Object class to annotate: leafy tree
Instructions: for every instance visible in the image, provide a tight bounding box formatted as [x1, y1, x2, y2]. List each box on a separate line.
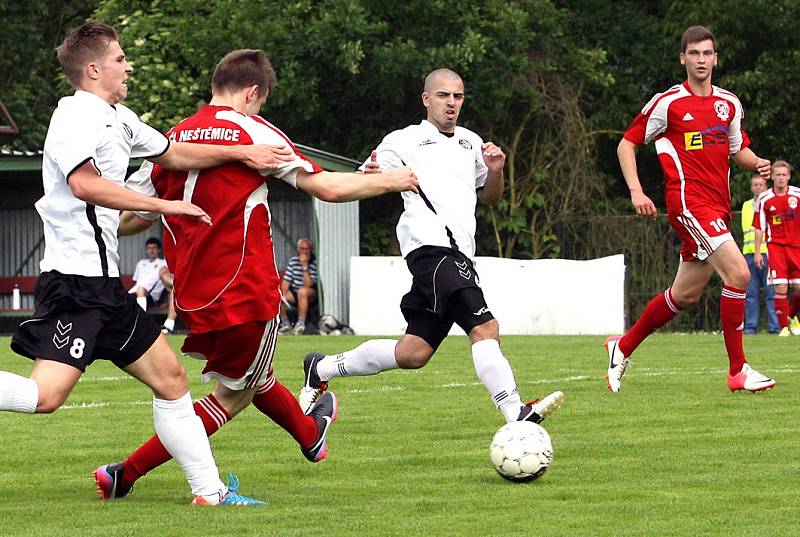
[0, 0, 98, 149]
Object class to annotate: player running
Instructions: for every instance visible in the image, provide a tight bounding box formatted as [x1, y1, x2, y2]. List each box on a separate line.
[92, 49, 418, 500]
[605, 25, 776, 393]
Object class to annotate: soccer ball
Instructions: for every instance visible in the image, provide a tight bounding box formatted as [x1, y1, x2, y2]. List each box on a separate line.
[490, 421, 553, 482]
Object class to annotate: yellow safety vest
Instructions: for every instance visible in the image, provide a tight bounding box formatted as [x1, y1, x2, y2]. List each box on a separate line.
[741, 199, 768, 255]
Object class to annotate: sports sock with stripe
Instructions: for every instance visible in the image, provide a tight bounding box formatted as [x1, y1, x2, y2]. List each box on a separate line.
[252, 373, 316, 447]
[123, 394, 230, 488]
[619, 288, 682, 357]
[316, 339, 399, 381]
[720, 285, 747, 374]
[471, 338, 522, 423]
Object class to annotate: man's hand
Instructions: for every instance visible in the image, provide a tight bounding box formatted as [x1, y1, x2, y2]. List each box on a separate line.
[754, 251, 764, 269]
[241, 144, 294, 172]
[384, 166, 419, 194]
[482, 142, 505, 173]
[631, 189, 657, 218]
[755, 157, 771, 180]
[159, 199, 212, 226]
[363, 151, 382, 174]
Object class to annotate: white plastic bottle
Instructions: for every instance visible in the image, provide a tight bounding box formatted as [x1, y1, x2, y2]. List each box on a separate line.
[12, 283, 21, 310]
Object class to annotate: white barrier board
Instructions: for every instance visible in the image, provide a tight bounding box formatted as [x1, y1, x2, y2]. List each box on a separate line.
[349, 254, 625, 335]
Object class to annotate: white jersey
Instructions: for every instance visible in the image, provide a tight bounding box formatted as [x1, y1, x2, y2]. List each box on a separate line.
[363, 120, 488, 259]
[37, 90, 169, 277]
[129, 257, 168, 301]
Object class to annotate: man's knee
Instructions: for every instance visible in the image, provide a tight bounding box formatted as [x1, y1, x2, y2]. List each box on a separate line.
[34, 387, 67, 414]
[396, 339, 433, 369]
[468, 319, 499, 343]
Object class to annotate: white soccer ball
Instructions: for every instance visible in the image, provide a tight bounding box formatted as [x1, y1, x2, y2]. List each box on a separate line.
[490, 421, 553, 482]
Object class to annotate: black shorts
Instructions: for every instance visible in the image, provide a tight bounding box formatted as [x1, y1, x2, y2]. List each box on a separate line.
[401, 246, 494, 350]
[11, 271, 162, 371]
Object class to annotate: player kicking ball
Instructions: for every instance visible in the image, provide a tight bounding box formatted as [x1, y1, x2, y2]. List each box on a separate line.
[92, 49, 419, 500]
[606, 25, 776, 394]
[298, 68, 564, 427]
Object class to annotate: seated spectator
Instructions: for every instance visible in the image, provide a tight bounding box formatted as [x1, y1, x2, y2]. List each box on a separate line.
[159, 266, 178, 334]
[279, 238, 318, 334]
[128, 237, 168, 311]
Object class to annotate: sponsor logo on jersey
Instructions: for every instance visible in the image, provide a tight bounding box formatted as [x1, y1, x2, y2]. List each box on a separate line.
[772, 214, 783, 225]
[418, 139, 437, 146]
[713, 100, 730, 121]
[458, 139, 472, 150]
[684, 127, 728, 150]
[682, 112, 694, 121]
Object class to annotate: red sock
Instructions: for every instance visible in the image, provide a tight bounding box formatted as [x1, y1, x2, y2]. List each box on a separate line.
[619, 288, 682, 357]
[790, 293, 800, 318]
[252, 373, 316, 448]
[775, 293, 789, 328]
[720, 285, 747, 375]
[121, 394, 230, 487]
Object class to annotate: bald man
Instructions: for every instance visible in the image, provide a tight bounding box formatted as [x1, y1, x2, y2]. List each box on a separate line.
[298, 68, 564, 429]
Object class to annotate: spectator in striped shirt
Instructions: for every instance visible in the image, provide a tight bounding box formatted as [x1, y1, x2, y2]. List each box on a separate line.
[279, 238, 317, 334]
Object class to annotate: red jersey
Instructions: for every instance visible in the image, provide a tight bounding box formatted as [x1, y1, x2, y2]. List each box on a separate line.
[753, 186, 800, 247]
[145, 105, 322, 333]
[624, 81, 749, 218]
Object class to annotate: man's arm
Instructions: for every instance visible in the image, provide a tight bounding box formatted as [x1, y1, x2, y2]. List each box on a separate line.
[295, 167, 418, 202]
[732, 147, 771, 179]
[150, 141, 293, 172]
[68, 162, 211, 225]
[477, 142, 505, 206]
[754, 228, 765, 268]
[118, 211, 157, 236]
[618, 137, 657, 218]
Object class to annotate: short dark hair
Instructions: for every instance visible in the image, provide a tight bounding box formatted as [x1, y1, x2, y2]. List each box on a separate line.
[211, 49, 276, 98]
[145, 237, 161, 248]
[56, 21, 118, 86]
[681, 25, 716, 53]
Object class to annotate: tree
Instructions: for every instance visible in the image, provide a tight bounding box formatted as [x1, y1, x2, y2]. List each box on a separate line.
[0, 0, 98, 150]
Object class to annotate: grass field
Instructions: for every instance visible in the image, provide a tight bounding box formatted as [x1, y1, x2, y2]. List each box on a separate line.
[0, 333, 798, 536]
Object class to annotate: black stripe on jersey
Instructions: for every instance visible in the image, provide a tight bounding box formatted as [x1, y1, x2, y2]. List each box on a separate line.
[65, 156, 100, 183]
[138, 134, 171, 160]
[85, 204, 109, 277]
[400, 158, 459, 252]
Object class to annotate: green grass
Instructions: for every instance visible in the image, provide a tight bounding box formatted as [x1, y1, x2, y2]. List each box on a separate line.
[0, 334, 798, 536]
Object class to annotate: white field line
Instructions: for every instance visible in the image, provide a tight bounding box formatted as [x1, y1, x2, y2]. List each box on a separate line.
[67, 366, 799, 410]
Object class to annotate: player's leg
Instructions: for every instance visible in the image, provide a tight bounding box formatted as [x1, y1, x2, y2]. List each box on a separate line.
[773, 283, 790, 334]
[122, 335, 229, 503]
[0, 359, 81, 414]
[103, 385, 244, 499]
[607, 209, 727, 391]
[447, 288, 563, 424]
[298, 334, 426, 412]
[765, 244, 791, 333]
[5, 276, 104, 413]
[704, 241, 776, 391]
[298, 276, 443, 412]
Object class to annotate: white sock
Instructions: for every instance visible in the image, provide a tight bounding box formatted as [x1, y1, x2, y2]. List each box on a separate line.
[317, 339, 398, 381]
[152, 392, 226, 501]
[137, 296, 147, 311]
[163, 318, 175, 330]
[471, 339, 522, 423]
[0, 372, 38, 413]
